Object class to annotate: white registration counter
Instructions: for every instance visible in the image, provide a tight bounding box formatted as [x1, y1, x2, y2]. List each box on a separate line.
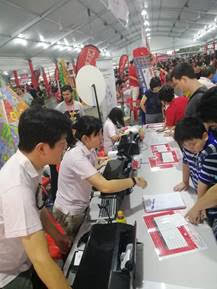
[123, 127, 217, 289]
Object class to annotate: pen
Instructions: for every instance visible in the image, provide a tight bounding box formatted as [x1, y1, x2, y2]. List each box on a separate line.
[151, 198, 155, 210]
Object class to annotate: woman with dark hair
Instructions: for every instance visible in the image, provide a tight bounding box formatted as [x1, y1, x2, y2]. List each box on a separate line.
[103, 107, 125, 153]
[140, 76, 163, 124]
[53, 115, 147, 241]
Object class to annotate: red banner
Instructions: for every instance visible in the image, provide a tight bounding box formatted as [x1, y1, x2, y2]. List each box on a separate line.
[13, 70, 20, 87]
[118, 54, 128, 78]
[28, 59, 39, 89]
[42, 67, 50, 96]
[76, 44, 100, 74]
[133, 47, 150, 58]
[54, 63, 61, 102]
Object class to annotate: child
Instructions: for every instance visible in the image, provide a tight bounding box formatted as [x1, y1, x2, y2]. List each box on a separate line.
[174, 117, 217, 226]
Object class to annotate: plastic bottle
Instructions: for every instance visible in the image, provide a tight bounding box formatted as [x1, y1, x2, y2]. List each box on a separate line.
[116, 210, 127, 223]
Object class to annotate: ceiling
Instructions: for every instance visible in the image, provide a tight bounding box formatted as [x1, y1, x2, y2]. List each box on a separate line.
[0, 0, 217, 72]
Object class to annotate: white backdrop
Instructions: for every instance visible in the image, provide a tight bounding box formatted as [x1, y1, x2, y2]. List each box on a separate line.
[97, 58, 117, 122]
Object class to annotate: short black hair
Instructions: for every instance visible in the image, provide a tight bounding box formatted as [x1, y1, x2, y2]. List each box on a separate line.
[108, 107, 124, 127]
[174, 117, 206, 146]
[197, 86, 217, 123]
[166, 73, 172, 83]
[61, 85, 72, 93]
[201, 66, 215, 78]
[150, 77, 161, 90]
[171, 63, 196, 80]
[159, 85, 175, 102]
[73, 116, 102, 140]
[18, 106, 71, 152]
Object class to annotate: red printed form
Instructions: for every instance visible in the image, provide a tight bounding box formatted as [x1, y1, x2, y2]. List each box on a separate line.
[143, 210, 207, 259]
[149, 144, 179, 170]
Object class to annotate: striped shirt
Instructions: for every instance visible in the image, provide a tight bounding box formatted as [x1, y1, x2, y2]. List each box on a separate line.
[183, 132, 217, 189]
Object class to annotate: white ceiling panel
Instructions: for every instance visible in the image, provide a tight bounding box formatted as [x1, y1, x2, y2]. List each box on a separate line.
[0, 0, 216, 69]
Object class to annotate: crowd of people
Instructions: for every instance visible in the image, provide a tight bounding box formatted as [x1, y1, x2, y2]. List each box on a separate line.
[1, 52, 217, 288]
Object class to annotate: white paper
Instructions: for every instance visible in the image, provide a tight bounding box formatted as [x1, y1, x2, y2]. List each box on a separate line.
[143, 192, 186, 212]
[74, 250, 83, 266]
[156, 145, 168, 152]
[162, 151, 174, 163]
[154, 214, 188, 231]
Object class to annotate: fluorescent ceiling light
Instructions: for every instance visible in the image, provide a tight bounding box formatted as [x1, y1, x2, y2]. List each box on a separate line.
[64, 38, 69, 46]
[18, 34, 25, 38]
[39, 34, 45, 42]
[14, 38, 28, 46]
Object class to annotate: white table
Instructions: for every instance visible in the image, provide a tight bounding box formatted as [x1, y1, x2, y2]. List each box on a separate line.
[123, 127, 217, 289]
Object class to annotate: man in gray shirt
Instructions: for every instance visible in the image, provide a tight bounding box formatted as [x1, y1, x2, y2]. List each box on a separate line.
[171, 63, 207, 117]
[56, 85, 84, 123]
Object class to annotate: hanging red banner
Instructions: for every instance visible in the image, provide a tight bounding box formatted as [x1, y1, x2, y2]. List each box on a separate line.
[42, 67, 50, 97]
[76, 44, 100, 74]
[118, 54, 128, 78]
[28, 59, 39, 89]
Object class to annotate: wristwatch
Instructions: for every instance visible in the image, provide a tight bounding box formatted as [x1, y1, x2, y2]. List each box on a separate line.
[131, 177, 137, 187]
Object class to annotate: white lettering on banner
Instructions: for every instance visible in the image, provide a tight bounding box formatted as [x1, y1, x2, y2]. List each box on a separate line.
[85, 48, 96, 65]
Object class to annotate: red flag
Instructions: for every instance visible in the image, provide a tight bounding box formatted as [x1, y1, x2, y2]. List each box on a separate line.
[76, 44, 100, 74]
[28, 59, 39, 89]
[13, 70, 20, 87]
[54, 63, 61, 102]
[42, 67, 50, 96]
[54, 63, 59, 82]
[118, 55, 128, 78]
[133, 47, 150, 58]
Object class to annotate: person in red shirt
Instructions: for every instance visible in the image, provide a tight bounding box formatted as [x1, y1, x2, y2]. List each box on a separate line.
[159, 84, 188, 129]
[128, 60, 140, 121]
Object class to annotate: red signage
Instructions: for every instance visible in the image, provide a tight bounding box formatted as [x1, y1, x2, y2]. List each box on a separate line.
[76, 44, 100, 74]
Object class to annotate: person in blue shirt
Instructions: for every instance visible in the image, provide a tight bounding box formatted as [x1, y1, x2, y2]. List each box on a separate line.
[174, 117, 217, 237]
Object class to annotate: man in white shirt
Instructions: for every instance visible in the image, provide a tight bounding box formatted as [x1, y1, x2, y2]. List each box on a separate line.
[56, 85, 84, 123]
[0, 107, 72, 289]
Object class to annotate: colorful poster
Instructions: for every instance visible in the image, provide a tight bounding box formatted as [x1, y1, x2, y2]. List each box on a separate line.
[133, 47, 153, 95]
[0, 86, 28, 168]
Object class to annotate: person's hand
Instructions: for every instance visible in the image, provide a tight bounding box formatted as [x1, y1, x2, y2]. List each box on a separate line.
[164, 130, 174, 137]
[185, 206, 202, 225]
[173, 181, 189, 192]
[200, 209, 207, 221]
[138, 128, 145, 140]
[135, 177, 148, 189]
[55, 233, 72, 255]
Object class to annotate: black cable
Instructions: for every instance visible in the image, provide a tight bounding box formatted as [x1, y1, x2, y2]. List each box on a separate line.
[98, 204, 112, 224]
